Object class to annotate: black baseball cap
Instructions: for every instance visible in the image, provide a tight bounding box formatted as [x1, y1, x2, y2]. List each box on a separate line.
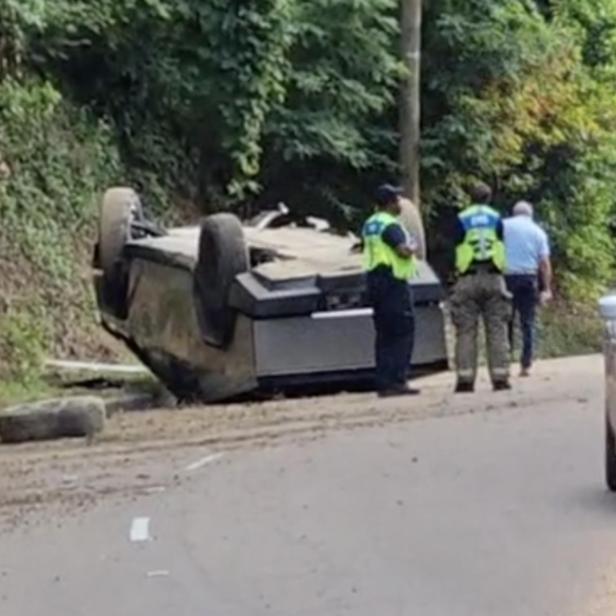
[375, 184, 403, 207]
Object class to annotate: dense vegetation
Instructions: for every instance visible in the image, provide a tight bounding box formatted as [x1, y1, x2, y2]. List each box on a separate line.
[1, 0, 615, 384]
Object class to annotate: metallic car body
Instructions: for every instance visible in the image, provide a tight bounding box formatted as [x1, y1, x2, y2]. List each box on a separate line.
[95, 204, 449, 402]
[600, 295, 616, 490]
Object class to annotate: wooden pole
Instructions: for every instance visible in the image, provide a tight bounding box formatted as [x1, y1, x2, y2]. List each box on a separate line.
[400, 0, 422, 206]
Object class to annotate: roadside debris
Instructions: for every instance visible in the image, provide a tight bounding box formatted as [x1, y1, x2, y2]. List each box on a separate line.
[0, 396, 106, 444]
[105, 392, 165, 416]
[44, 360, 149, 377]
[42, 358, 176, 414]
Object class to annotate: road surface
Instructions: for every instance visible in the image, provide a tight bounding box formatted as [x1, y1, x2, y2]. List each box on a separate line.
[1, 356, 615, 615]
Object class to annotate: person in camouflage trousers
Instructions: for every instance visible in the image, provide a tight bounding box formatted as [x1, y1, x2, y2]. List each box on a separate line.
[450, 183, 511, 393]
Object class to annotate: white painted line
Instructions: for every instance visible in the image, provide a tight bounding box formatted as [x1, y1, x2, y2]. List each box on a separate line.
[185, 453, 224, 472]
[144, 486, 166, 495]
[130, 517, 151, 542]
[147, 570, 170, 578]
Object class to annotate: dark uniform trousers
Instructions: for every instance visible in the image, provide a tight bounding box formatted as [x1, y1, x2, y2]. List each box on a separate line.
[367, 267, 415, 392]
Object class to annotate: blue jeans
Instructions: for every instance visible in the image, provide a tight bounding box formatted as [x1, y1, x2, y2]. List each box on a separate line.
[367, 269, 415, 392]
[505, 274, 538, 369]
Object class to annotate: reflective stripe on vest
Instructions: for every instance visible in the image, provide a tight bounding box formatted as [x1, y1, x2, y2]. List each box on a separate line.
[455, 205, 506, 274]
[362, 211, 417, 281]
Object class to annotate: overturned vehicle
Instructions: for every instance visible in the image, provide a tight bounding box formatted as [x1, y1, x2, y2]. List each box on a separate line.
[93, 187, 448, 402]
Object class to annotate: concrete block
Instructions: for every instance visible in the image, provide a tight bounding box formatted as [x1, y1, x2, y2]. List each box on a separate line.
[0, 396, 106, 444]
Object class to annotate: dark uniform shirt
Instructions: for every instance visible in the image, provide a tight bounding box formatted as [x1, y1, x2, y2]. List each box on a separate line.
[382, 223, 407, 251]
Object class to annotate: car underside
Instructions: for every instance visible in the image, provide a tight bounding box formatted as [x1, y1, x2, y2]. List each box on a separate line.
[93, 188, 449, 402]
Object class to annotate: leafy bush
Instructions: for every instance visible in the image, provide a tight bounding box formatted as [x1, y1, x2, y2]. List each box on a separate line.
[422, 1, 616, 298]
[0, 309, 47, 384]
[0, 78, 122, 376]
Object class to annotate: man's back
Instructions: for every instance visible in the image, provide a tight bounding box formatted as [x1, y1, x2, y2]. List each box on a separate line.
[503, 215, 549, 274]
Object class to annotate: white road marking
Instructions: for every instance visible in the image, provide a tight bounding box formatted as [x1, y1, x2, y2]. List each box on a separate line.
[130, 517, 151, 542]
[144, 486, 166, 494]
[185, 453, 224, 472]
[147, 570, 170, 578]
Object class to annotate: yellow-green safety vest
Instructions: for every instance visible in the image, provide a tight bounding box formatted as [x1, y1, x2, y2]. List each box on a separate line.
[455, 204, 506, 274]
[362, 211, 417, 281]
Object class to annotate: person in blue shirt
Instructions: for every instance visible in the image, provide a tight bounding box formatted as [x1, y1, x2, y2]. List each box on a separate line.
[503, 201, 553, 376]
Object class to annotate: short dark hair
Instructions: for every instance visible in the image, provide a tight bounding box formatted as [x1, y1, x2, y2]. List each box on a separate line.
[375, 184, 402, 208]
[469, 182, 492, 204]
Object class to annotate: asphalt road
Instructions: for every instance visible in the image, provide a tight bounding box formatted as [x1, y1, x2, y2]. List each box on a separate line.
[2, 356, 616, 615]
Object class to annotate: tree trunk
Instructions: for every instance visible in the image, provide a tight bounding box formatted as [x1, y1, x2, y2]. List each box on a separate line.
[400, 0, 422, 206]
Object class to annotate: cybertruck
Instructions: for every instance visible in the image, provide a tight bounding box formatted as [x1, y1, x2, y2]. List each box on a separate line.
[93, 187, 448, 401]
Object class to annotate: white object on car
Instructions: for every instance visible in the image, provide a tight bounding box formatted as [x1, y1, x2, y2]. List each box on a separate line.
[599, 295, 616, 321]
[306, 216, 330, 232]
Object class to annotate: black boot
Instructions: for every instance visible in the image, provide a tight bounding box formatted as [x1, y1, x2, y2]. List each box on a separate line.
[455, 381, 475, 394]
[493, 380, 512, 392]
[378, 385, 421, 398]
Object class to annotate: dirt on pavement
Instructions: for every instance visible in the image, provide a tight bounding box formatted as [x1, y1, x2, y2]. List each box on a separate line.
[0, 355, 602, 532]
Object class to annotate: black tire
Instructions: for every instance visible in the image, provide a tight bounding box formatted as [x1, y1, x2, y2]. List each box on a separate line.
[194, 213, 249, 348]
[98, 187, 143, 318]
[606, 416, 616, 492]
[399, 197, 426, 261]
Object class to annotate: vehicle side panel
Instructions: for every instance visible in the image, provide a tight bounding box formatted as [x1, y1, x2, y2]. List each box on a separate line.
[606, 333, 616, 434]
[253, 304, 447, 377]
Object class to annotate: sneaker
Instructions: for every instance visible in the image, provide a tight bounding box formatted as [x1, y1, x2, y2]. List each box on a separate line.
[493, 380, 512, 392]
[520, 367, 531, 378]
[455, 382, 475, 394]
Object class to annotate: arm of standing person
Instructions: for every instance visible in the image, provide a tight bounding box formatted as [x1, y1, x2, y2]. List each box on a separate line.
[382, 223, 416, 259]
[450, 216, 465, 277]
[539, 257, 553, 305]
[537, 229, 553, 305]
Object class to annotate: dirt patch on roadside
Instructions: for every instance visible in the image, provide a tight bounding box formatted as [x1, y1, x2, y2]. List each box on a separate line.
[0, 355, 602, 532]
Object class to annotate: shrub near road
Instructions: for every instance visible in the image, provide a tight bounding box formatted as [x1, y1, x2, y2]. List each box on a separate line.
[0, 78, 122, 385]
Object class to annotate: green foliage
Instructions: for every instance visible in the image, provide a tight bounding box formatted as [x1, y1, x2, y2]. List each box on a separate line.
[538, 301, 603, 358]
[551, 0, 616, 68]
[0, 77, 122, 380]
[29, 0, 295, 205]
[259, 0, 401, 220]
[0, 308, 47, 384]
[0, 78, 120, 279]
[24, 0, 401, 214]
[422, 0, 616, 299]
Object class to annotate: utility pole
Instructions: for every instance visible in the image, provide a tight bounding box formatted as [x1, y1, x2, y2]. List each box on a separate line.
[400, 0, 422, 206]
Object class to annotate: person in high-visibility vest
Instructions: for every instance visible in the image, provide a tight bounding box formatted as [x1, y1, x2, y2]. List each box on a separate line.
[362, 184, 420, 397]
[451, 182, 511, 393]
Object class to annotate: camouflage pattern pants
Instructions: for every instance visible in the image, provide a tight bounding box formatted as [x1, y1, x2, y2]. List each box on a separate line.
[450, 271, 512, 386]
